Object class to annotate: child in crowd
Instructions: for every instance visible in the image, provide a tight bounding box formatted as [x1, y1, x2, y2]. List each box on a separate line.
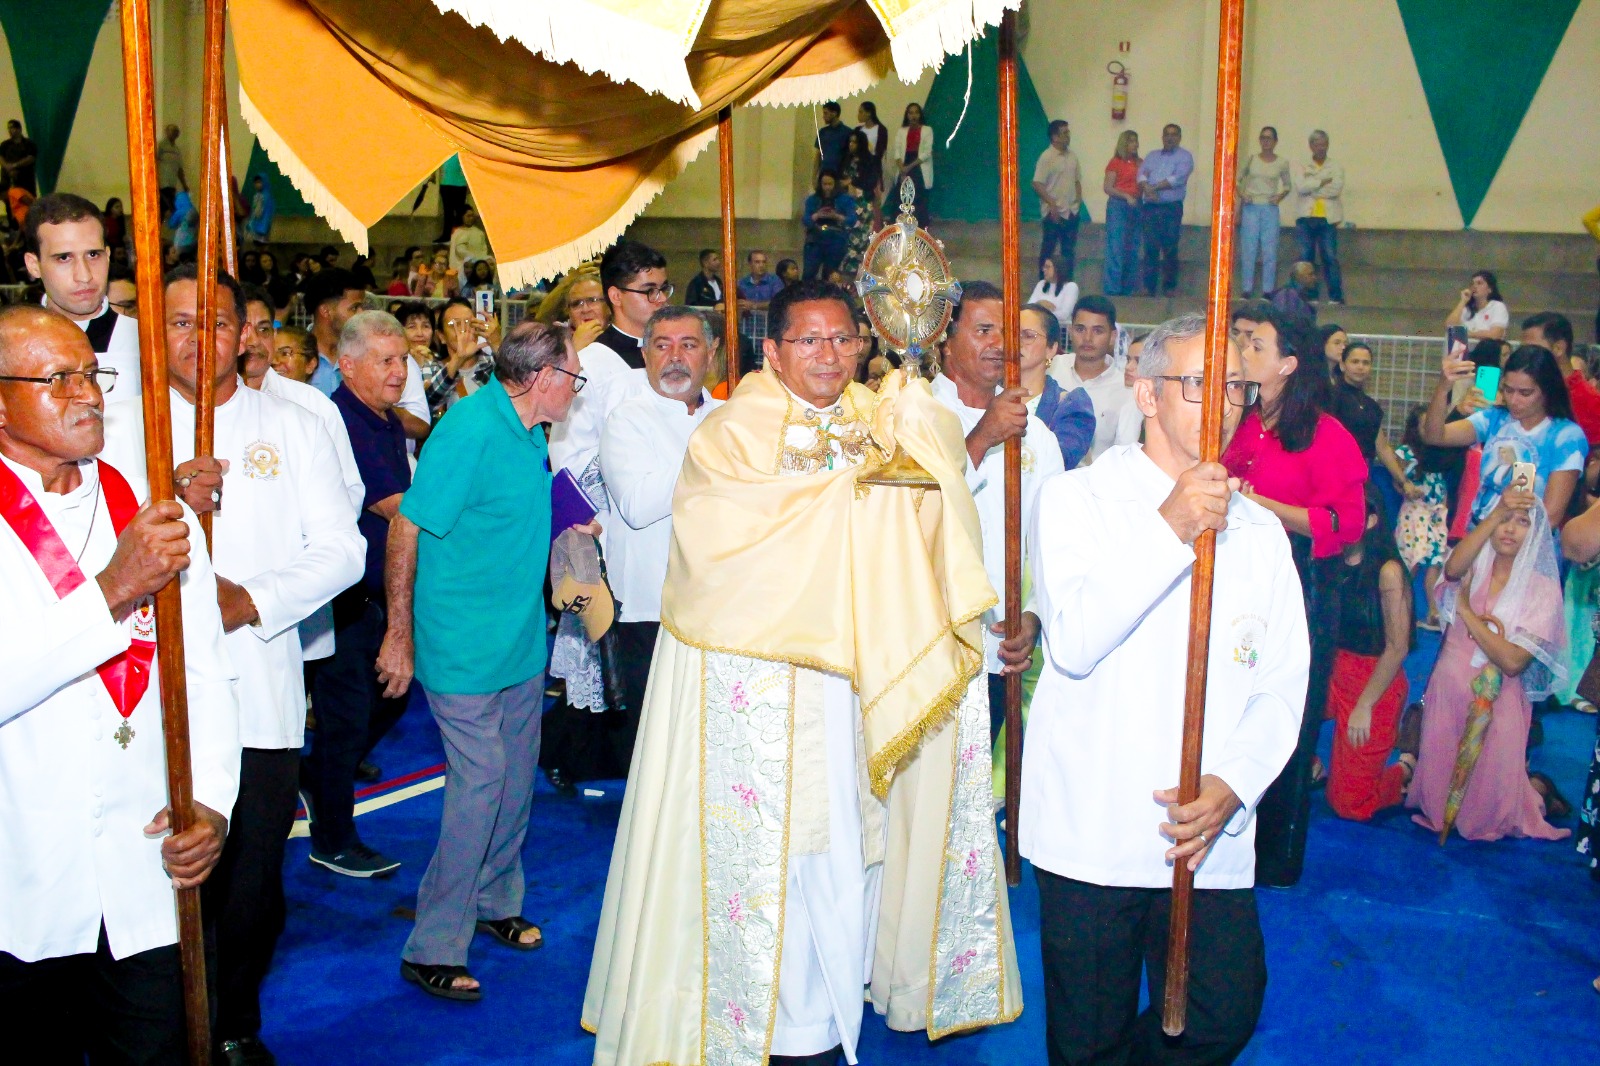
[1393, 404, 1449, 628]
[1326, 484, 1415, 821]
[1408, 486, 1570, 842]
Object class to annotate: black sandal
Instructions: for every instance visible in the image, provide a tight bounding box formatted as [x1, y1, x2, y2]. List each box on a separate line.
[476, 916, 543, 951]
[1529, 772, 1573, 820]
[400, 960, 482, 1001]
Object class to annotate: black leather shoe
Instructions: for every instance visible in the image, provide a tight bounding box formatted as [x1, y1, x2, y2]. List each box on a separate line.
[356, 759, 382, 783]
[544, 766, 578, 797]
[216, 1036, 277, 1066]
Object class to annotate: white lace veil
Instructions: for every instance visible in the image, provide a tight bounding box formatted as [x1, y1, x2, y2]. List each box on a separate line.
[1438, 500, 1567, 700]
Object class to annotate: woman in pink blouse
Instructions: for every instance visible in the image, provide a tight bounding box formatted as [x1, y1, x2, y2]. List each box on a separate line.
[1224, 304, 1368, 887]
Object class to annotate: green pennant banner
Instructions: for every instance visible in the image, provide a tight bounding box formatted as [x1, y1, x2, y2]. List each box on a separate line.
[1396, 0, 1579, 228]
[924, 28, 1053, 222]
[0, 0, 113, 194]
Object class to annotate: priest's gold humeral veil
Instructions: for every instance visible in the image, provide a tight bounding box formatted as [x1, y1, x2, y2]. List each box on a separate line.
[582, 369, 1022, 1065]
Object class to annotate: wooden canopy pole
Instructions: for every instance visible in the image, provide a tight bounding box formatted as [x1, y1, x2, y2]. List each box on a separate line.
[718, 106, 740, 390]
[194, 0, 226, 547]
[997, 10, 1023, 888]
[1162, 0, 1247, 1038]
[118, 2, 211, 1062]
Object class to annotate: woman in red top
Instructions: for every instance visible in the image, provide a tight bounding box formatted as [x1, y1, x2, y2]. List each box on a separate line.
[885, 103, 933, 228]
[1224, 304, 1367, 887]
[1102, 130, 1142, 295]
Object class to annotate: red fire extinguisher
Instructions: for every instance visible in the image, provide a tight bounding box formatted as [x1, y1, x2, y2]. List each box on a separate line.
[1108, 61, 1129, 121]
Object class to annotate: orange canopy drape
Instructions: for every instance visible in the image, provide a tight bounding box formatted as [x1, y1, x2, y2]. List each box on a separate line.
[232, 0, 1016, 286]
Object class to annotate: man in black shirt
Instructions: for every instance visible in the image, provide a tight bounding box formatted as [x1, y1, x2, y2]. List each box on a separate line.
[594, 240, 670, 370]
[813, 101, 851, 183]
[684, 248, 724, 311]
[1, 120, 37, 196]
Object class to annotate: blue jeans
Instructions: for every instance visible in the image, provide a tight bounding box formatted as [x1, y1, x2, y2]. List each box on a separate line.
[1039, 212, 1081, 281]
[1294, 216, 1343, 302]
[1140, 201, 1183, 295]
[1103, 198, 1140, 295]
[802, 229, 848, 280]
[1237, 202, 1280, 296]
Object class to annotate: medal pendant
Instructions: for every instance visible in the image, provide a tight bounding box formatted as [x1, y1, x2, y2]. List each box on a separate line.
[113, 721, 135, 749]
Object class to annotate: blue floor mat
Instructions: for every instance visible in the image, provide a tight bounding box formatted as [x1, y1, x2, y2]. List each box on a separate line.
[263, 638, 1600, 1065]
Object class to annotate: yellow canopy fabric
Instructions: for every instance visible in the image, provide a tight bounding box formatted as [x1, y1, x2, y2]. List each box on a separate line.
[232, 0, 1017, 286]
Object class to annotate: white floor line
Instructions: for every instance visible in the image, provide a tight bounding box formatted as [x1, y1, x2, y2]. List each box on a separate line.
[289, 774, 445, 839]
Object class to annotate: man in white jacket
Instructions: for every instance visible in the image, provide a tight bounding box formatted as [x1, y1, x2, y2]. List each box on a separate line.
[1023, 313, 1309, 1065]
[1293, 130, 1345, 305]
[598, 305, 722, 769]
[103, 267, 365, 1064]
[0, 306, 240, 1061]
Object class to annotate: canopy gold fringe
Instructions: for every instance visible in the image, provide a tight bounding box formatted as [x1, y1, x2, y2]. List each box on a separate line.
[492, 125, 720, 290]
[238, 84, 373, 253]
[870, 0, 1019, 82]
[426, 0, 711, 109]
[749, 47, 895, 107]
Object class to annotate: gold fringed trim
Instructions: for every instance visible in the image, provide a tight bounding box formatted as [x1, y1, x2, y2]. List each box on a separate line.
[865, 645, 980, 800]
[427, 0, 710, 108]
[495, 125, 718, 290]
[579, 1019, 597, 1035]
[661, 617, 855, 688]
[868, 0, 1020, 84]
[748, 48, 896, 108]
[238, 86, 371, 254]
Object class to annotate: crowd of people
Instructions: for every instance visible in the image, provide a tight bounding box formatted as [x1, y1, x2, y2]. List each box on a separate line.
[6, 135, 1600, 1066]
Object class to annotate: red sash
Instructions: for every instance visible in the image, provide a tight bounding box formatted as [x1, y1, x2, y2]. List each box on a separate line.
[0, 459, 154, 718]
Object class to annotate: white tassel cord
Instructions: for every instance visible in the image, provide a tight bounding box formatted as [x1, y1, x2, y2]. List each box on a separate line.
[873, 0, 1018, 84]
[945, 40, 972, 147]
[494, 125, 720, 289]
[238, 86, 373, 254]
[429, 0, 709, 109]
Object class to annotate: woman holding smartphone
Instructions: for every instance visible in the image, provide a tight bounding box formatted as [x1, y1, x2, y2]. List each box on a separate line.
[1422, 344, 1586, 529]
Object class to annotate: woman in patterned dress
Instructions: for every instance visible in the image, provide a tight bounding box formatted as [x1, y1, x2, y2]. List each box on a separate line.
[1393, 404, 1449, 629]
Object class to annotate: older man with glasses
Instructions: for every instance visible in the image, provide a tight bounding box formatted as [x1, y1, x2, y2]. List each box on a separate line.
[383, 320, 590, 1001]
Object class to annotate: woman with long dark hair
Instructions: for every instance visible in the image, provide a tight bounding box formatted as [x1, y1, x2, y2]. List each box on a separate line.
[1325, 483, 1416, 820]
[885, 102, 933, 227]
[1224, 303, 1368, 885]
[1446, 269, 1509, 341]
[841, 128, 881, 223]
[800, 170, 857, 281]
[1422, 343, 1586, 528]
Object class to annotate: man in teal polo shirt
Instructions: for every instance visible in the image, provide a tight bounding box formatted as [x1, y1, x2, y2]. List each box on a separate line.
[378, 319, 586, 1000]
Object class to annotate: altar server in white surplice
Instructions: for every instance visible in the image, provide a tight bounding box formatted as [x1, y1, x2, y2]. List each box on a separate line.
[598, 305, 722, 761]
[584, 280, 1021, 1066]
[103, 266, 363, 1063]
[1023, 313, 1308, 1064]
[0, 306, 239, 1061]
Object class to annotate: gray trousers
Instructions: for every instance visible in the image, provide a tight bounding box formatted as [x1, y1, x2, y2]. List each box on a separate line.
[403, 673, 544, 966]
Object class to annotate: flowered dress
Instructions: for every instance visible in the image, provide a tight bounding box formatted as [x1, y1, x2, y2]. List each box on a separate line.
[1578, 722, 1600, 880]
[1394, 443, 1447, 570]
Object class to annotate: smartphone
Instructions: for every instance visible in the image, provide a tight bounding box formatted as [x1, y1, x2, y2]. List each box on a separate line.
[1474, 364, 1501, 403]
[1446, 325, 1468, 360]
[1511, 460, 1537, 492]
[474, 288, 494, 317]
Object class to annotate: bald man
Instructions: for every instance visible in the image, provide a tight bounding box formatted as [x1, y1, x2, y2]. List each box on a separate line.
[0, 306, 240, 1061]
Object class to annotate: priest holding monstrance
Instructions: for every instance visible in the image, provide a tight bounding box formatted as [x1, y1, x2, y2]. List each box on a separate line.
[583, 272, 1022, 1063]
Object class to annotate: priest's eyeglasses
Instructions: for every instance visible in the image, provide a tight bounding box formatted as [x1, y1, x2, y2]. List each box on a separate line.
[0, 367, 119, 398]
[780, 335, 869, 358]
[617, 282, 675, 303]
[1148, 375, 1259, 407]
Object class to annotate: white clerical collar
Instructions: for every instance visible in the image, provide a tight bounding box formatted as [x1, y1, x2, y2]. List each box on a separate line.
[41, 293, 109, 327]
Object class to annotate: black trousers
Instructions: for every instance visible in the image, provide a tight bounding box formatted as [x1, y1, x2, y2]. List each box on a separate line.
[305, 591, 408, 853]
[1253, 542, 1332, 887]
[612, 620, 660, 771]
[0, 926, 185, 1065]
[1040, 212, 1081, 281]
[1140, 201, 1183, 295]
[205, 747, 299, 1042]
[1035, 871, 1266, 1066]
